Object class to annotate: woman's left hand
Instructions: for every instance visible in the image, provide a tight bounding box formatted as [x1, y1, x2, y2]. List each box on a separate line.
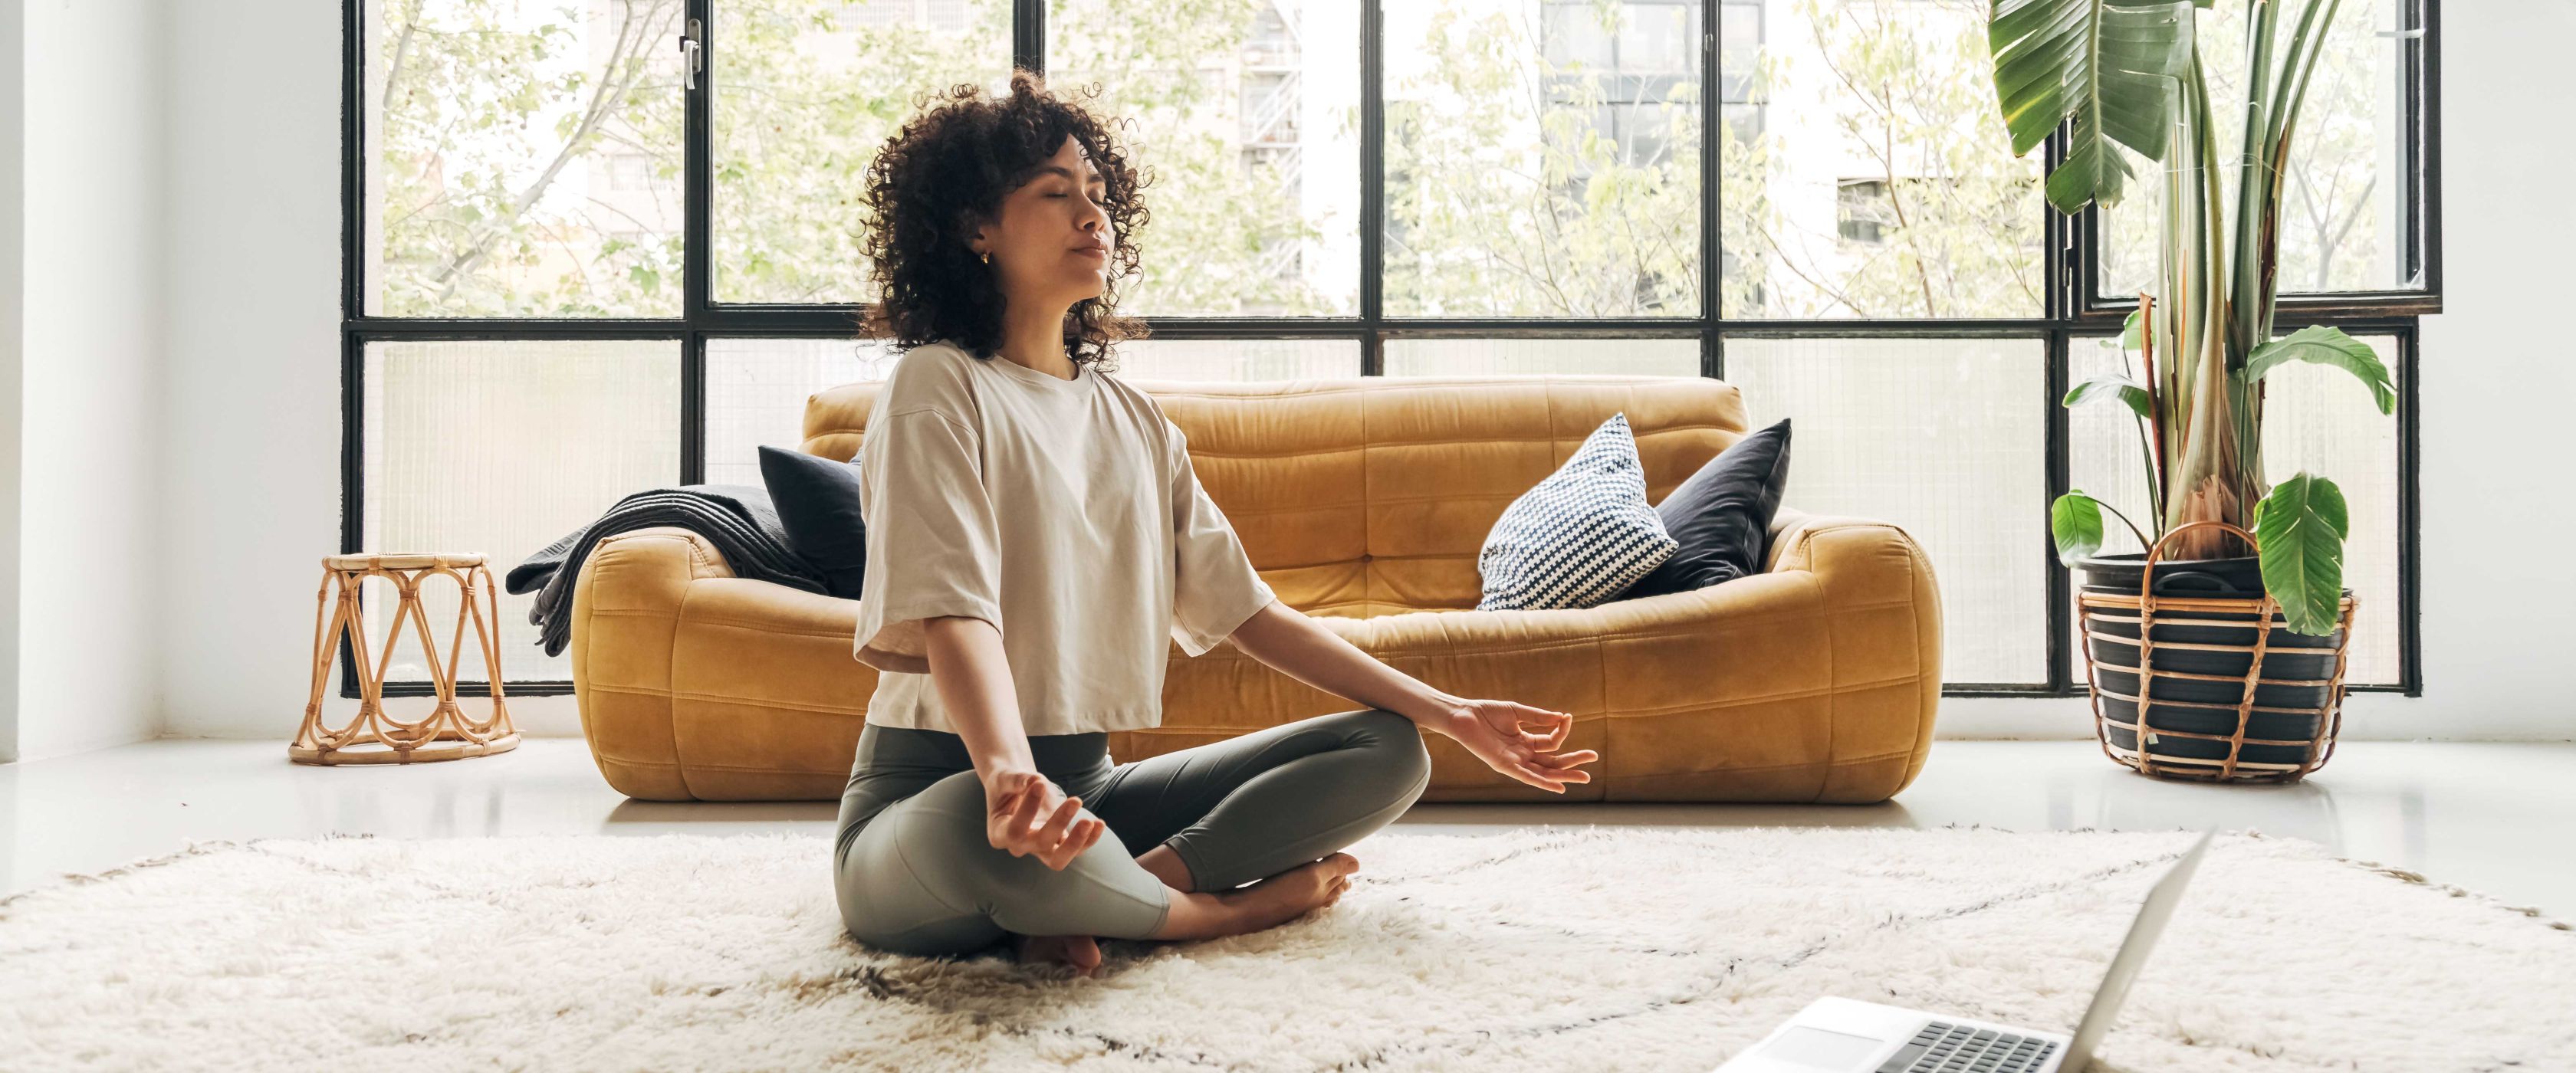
[1428, 700, 1597, 794]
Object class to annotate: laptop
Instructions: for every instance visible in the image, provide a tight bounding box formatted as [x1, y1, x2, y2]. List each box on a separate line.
[1714, 827, 2217, 1073]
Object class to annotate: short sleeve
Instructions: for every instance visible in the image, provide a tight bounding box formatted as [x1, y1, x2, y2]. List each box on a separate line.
[1165, 417, 1276, 657]
[850, 405, 1006, 674]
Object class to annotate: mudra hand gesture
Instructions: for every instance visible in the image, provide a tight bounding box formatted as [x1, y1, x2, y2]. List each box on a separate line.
[984, 769, 1107, 869]
[1432, 699, 1596, 794]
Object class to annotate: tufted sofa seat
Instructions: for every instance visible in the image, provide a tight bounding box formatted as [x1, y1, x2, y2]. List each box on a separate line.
[569, 372, 1944, 804]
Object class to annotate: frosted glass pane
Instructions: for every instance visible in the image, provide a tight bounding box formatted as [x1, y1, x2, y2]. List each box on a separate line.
[1718, 0, 2044, 318]
[713, 0, 1012, 303]
[1382, 0, 1702, 317]
[363, 340, 681, 684]
[1725, 336, 2047, 684]
[366, 0, 685, 317]
[708, 339, 1358, 491]
[708, 336, 1360, 494]
[1046, 0, 1362, 315]
[1105, 338, 1359, 381]
[2068, 333, 2402, 686]
[705, 337, 905, 487]
[1384, 337, 1699, 377]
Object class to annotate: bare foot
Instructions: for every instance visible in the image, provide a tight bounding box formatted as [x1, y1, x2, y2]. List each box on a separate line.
[1217, 852, 1360, 933]
[1010, 932, 1103, 976]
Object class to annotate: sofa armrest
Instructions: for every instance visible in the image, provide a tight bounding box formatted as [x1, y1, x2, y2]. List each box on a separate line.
[1756, 504, 1945, 796]
[567, 526, 738, 799]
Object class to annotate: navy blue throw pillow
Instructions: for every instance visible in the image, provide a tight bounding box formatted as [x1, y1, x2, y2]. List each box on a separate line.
[757, 445, 868, 600]
[1618, 417, 1792, 599]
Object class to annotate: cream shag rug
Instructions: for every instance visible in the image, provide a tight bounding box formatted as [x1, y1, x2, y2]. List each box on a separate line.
[1, 826, 2568, 1072]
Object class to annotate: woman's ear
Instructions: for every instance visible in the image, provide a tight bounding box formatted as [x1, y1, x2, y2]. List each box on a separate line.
[953, 208, 989, 260]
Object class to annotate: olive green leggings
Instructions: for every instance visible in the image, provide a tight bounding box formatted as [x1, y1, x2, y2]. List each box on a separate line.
[832, 707, 1433, 957]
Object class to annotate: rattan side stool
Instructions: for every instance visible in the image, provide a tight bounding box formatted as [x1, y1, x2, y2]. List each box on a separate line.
[291, 552, 519, 765]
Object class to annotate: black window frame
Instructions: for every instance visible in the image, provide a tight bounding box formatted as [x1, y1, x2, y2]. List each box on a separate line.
[340, 0, 2434, 701]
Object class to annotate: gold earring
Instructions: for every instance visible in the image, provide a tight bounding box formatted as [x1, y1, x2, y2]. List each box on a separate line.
[979, 251, 991, 265]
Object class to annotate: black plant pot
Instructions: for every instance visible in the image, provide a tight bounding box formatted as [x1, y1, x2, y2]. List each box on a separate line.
[2075, 550, 2353, 779]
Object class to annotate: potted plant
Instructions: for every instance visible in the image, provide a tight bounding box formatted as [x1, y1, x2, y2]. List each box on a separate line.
[1986, 0, 2397, 780]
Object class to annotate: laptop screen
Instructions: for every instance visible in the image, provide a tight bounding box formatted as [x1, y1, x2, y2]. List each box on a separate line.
[2063, 829, 2217, 1072]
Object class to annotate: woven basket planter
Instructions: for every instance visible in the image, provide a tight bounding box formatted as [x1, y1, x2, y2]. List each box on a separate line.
[2075, 520, 2358, 783]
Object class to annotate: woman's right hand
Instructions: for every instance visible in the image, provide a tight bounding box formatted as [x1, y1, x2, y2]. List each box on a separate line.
[984, 769, 1107, 870]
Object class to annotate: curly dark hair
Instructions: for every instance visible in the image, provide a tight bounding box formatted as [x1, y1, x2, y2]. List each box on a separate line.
[856, 68, 1152, 372]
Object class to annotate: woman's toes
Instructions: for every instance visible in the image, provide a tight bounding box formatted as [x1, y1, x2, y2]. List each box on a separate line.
[1011, 933, 1106, 976]
[1063, 934, 1102, 974]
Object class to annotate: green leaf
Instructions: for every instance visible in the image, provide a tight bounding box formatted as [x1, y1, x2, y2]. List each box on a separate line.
[1990, 0, 2199, 214]
[2052, 491, 2107, 568]
[2254, 473, 2350, 636]
[2241, 325, 2396, 415]
[2065, 374, 2152, 420]
[2121, 307, 2144, 351]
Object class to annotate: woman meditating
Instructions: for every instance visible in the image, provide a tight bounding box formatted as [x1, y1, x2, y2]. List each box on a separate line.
[834, 70, 1598, 977]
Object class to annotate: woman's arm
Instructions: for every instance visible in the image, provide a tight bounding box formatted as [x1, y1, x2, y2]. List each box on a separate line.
[924, 614, 1109, 867]
[1221, 600, 1595, 793]
[1219, 600, 1468, 727]
[921, 615, 1036, 784]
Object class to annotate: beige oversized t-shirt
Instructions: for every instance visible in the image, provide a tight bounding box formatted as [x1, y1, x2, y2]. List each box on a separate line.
[849, 339, 1277, 736]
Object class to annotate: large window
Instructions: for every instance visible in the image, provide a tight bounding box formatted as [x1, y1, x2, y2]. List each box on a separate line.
[347, 0, 2434, 698]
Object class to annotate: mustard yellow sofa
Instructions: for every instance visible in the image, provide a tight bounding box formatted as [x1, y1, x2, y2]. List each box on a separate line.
[569, 373, 1943, 804]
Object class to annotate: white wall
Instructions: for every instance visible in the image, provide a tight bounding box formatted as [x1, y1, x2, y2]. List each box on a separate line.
[2405, 3, 2576, 741]
[9, 0, 167, 761]
[127, 1, 2574, 746]
[0, 0, 26, 763]
[156, 0, 514, 741]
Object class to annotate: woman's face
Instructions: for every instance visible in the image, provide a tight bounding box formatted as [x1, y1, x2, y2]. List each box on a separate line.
[971, 134, 1115, 306]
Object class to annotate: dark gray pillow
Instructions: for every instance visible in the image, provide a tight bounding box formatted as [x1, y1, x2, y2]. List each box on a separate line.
[757, 445, 867, 600]
[1618, 417, 1792, 599]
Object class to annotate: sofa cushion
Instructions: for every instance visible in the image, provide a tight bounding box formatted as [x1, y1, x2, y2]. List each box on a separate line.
[1474, 412, 1678, 611]
[1619, 417, 1792, 599]
[757, 445, 868, 600]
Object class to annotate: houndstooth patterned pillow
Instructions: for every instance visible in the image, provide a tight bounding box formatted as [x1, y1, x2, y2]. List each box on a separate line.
[1476, 412, 1679, 611]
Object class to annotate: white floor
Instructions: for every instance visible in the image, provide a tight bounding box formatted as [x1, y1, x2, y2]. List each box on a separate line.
[5, 738, 2572, 918]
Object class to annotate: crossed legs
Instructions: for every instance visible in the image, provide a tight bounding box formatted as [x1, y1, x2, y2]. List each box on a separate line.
[833, 708, 1433, 963]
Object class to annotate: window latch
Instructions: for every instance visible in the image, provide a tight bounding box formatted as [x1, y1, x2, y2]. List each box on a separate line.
[681, 18, 705, 90]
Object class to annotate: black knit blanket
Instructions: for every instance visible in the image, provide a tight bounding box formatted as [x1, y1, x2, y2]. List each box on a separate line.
[506, 484, 829, 658]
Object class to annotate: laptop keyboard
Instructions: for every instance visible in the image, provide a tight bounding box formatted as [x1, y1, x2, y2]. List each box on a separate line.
[1873, 1020, 2058, 1073]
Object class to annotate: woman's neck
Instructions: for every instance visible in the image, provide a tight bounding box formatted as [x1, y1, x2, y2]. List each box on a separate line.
[996, 302, 1079, 381]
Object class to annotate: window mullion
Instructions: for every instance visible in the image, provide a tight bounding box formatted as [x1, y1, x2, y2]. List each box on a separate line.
[683, 0, 712, 487]
[1360, 0, 1383, 373]
[1017, 0, 1045, 75]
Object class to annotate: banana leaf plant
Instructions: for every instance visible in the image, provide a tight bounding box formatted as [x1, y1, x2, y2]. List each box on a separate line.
[1987, 0, 2397, 635]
